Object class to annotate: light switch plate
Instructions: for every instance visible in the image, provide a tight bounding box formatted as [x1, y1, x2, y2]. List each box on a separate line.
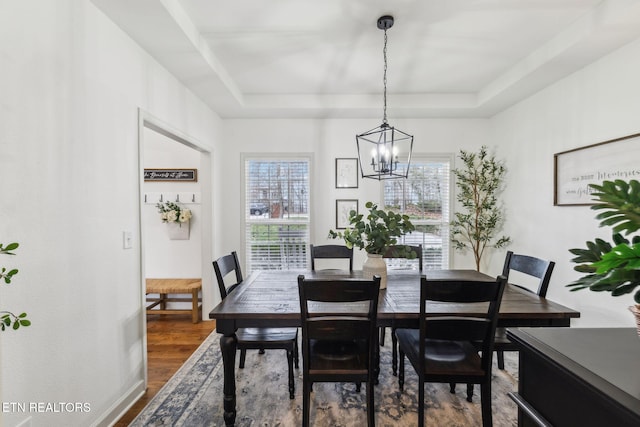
[123, 231, 133, 249]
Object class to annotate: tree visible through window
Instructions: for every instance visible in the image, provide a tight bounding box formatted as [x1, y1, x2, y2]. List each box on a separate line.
[382, 157, 451, 269]
[244, 157, 310, 273]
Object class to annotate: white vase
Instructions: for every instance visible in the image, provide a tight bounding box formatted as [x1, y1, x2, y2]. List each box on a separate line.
[363, 253, 388, 289]
[167, 221, 190, 240]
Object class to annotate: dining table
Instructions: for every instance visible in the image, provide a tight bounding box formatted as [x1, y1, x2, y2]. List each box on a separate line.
[209, 269, 580, 427]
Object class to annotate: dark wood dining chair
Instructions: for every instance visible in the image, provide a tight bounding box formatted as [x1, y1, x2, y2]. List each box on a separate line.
[395, 275, 507, 427]
[213, 251, 299, 399]
[383, 244, 423, 271]
[381, 244, 422, 369]
[494, 250, 555, 369]
[297, 274, 380, 427]
[309, 244, 353, 271]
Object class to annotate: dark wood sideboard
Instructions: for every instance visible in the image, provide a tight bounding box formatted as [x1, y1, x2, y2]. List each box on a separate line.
[507, 327, 640, 427]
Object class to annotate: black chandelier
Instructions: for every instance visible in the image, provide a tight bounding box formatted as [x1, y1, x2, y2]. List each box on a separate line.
[356, 15, 413, 180]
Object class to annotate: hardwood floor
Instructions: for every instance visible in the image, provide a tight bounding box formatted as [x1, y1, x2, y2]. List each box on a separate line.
[114, 314, 217, 426]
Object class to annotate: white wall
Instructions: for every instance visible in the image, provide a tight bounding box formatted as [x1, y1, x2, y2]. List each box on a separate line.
[490, 37, 640, 328]
[0, 1, 220, 426]
[219, 118, 491, 271]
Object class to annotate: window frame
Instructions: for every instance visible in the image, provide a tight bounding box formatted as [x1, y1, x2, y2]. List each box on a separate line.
[241, 153, 313, 274]
[380, 153, 454, 269]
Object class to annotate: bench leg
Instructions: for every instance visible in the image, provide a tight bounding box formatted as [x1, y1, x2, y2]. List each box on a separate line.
[160, 293, 167, 310]
[191, 289, 200, 323]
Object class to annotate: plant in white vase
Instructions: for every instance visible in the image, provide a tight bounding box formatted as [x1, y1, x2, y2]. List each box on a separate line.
[328, 201, 416, 288]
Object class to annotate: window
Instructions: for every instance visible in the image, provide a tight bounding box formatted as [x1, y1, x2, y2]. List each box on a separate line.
[244, 156, 310, 273]
[382, 156, 451, 269]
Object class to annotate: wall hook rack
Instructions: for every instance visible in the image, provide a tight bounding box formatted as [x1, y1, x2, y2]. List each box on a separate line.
[143, 192, 201, 205]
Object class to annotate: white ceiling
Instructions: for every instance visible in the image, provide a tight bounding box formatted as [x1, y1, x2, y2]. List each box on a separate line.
[92, 0, 640, 119]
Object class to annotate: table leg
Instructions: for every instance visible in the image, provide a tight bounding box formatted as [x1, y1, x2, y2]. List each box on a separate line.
[220, 333, 238, 427]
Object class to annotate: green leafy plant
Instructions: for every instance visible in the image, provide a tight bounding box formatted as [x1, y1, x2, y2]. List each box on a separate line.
[450, 146, 511, 271]
[568, 179, 640, 303]
[1, 242, 31, 331]
[328, 201, 416, 256]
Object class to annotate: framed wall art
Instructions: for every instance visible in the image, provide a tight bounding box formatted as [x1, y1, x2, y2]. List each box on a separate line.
[144, 168, 198, 182]
[554, 133, 640, 206]
[336, 199, 358, 229]
[335, 158, 358, 189]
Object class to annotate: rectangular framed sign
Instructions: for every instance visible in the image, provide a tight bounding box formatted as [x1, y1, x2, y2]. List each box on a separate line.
[554, 133, 640, 206]
[144, 169, 198, 182]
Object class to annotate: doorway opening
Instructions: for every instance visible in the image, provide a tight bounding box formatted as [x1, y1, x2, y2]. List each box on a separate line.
[137, 110, 213, 387]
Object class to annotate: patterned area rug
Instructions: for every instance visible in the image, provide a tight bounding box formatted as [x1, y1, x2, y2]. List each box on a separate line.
[131, 330, 519, 426]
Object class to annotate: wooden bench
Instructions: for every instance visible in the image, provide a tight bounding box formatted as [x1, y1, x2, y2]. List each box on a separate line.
[146, 278, 202, 323]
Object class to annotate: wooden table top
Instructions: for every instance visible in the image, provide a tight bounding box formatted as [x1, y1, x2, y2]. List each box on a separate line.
[209, 270, 580, 332]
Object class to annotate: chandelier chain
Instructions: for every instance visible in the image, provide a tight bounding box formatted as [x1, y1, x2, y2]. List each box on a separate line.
[383, 29, 388, 124]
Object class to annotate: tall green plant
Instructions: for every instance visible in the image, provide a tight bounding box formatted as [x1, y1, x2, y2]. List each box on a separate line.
[1, 242, 31, 331]
[450, 146, 511, 271]
[567, 179, 640, 303]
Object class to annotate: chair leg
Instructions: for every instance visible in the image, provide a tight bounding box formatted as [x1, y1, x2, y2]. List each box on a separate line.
[294, 339, 300, 369]
[302, 377, 311, 427]
[239, 349, 247, 368]
[392, 332, 398, 376]
[259, 348, 265, 354]
[380, 327, 386, 346]
[418, 378, 425, 427]
[480, 382, 493, 427]
[287, 349, 295, 399]
[497, 350, 505, 370]
[466, 383, 474, 402]
[356, 382, 361, 392]
[449, 383, 456, 394]
[398, 350, 405, 392]
[367, 379, 375, 427]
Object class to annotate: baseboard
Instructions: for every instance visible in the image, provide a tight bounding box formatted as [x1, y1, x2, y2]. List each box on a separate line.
[92, 380, 146, 427]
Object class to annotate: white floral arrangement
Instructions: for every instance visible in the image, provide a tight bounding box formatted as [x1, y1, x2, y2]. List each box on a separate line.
[156, 201, 192, 225]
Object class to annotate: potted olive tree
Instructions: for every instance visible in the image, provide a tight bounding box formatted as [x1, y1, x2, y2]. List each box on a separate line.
[450, 146, 511, 271]
[567, 179, 640, 334]
[329, 201, 415, 288]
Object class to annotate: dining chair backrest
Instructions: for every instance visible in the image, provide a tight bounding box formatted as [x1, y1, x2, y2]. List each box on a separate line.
[213, 251, 244, 299]
[309, 244, 353, 271]
[384, 244, 423, 271]
[297, 274, 380, 426]
[501, 251, 555, 297]
[297, 275, 380, 374]
[418, 275, 507, 374]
